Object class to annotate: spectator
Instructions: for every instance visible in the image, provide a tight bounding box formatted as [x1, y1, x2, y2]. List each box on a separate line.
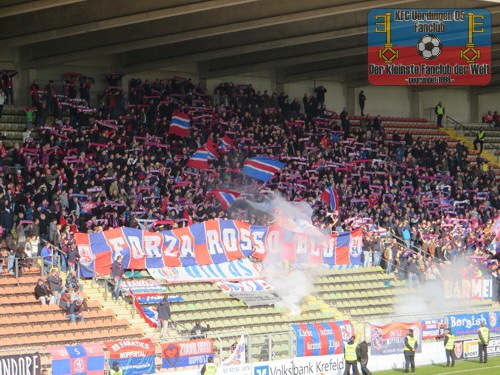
[190, 320, 210, 340]
[47, 268, 63, 305]
[67, 299, 85, 323]
[59, 288, 72, 310]
[40, 243, 53, 274]
[66, 269, 82, 291]
[0, 89, 5, 118]
[157, 294, 171, 340]
[111, 255, 124, 301]
[34, 277, 55, 305]
[435, 101, 445, 128]
[359, 90, 366, 116]
[474, 128, 486, 155]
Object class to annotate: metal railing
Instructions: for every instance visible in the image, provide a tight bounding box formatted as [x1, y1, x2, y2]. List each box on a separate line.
[446, 115, 500, 162]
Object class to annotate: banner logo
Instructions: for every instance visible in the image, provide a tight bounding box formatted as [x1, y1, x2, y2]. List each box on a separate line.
[368, 8, 491, 85]
[454, 341, 463, 360]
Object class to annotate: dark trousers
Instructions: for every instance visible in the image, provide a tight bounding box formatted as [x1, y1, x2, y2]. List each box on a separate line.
[359, 359, 372, 375]
[0, 104, 3, 118]
[445, 349, 455, 366]
[437, 114, 443, 127]
[474, 139, 484, 154]
[404, 351, 415, 372]
[343, 361, 359, 375]
[479, 344, 488, 363]
[360, 102, 365, 116]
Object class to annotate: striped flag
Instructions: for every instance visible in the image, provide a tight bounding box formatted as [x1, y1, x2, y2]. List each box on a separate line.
[204, 138, 220, 160]
[218, 135, 234, 153]
[185, 148, 213, 169]
[321, 186, 340, 211]
[169, 111, 190, 137]
[242, 157, 286, 182]
[208, 189, 241, 210]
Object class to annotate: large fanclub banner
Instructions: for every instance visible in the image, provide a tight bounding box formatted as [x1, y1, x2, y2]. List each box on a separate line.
[447, 311, 500, 336]
[48, 344, 105, 375]
[443, 277, 493, 300]
[160, 340, 214, 369]
[368, 9, 491, 85]
[0, 352, 41, 375]
[75, 220, 363, 277]
[104, 339, 155, 375]
[370, 322, 423, 356]
[292, 321, 354, 357]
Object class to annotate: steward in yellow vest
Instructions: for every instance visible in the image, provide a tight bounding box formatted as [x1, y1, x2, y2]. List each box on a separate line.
[343, 336, 360, 375]
[478, 322, 490, 363]
[404, 329, 418, 373]
[201, 357, 217, 375]
[444, 329, 456, 367]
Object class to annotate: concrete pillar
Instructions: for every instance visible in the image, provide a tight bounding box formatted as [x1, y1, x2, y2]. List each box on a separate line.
[275, 70, 285, 94]
[345, 86, 355, 115]
[469, 88, 479, 122]
[409, 88, 420, 119]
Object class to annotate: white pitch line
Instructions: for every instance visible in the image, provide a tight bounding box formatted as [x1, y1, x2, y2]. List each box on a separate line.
[434, 364, 500, 375]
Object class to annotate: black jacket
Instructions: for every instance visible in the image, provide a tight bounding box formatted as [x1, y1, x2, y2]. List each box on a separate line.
[157, 297, 171, 320]
[34, 284, 52, 299]
[358, 341, 369, 361]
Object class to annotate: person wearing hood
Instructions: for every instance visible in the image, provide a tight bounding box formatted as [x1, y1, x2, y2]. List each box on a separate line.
[157, 294, 171, 340]
[404, 329, 418, 373]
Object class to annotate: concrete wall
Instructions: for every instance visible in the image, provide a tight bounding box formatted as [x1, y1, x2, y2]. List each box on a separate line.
[419, 88, 471, 123]
[353, 86, 413, 117]
[285, 80, 346, 114]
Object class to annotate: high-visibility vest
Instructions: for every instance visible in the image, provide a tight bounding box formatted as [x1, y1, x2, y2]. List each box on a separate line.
[404, 336, 417, 351]
[479, 327, 490, 344]
[478, 131, 485, 140]
[445, 334, 455, 350]
[204, 363, 217, 375]
[344, 343, 358, 361]
[436, 105, 444, 115]
[110, 369, 123, 375]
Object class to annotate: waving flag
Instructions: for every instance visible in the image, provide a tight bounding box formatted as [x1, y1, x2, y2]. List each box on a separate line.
[204, 138, 220, 160]
[169, 112, 190, 137]
[208, 189, 241, 210]
[186, 148, 212, 169]
[219, 135, 234, 153]
[242, 157, 285, 182]
[49, 344, 105, 375]
[321, 186, 339, 211]
[222, 335, 246, 366]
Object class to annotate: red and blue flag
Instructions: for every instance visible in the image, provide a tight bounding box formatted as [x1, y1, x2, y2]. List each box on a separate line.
[218, 135, 234, 153]
[208, 189, 241, 210]
[321, 186, 340, 211]
[48, 344, 105, 375]
[186, 148, 213, 169]
[169, 112, 190, 137]
[242, 157, 285, 182]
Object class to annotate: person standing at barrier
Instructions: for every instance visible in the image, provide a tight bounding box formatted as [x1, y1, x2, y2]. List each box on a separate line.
[111, 255, 124, 301]
[435, 101, 445, 128]
[344, 336, 360, 375]
[157, 294, 171, 340]
[404, 329, 418, 373]
[200, 356, 217, 375]
[109, 362, 122, 375]
[358, 337, 372, 375]
[443, 328, 455, 367]
[474, 128, 486, 155]
[478, 321, 489, 363]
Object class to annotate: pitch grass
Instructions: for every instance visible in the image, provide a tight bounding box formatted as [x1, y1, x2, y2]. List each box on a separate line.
[373, 356, 500, 374]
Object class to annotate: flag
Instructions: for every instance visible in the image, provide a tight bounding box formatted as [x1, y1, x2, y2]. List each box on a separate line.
[49, 344, 105, 375]
[219, 135, 234, 153]
[169, 112, 190, 137]
[183, 208, 193, 226]
[222, 335, 246, 366]
[242, 157, 286, 182]
[208, 189, 241, 210]
[186, 148, 213, 169]
[204, 138, 220, 160]
[321, 186, 340, 211]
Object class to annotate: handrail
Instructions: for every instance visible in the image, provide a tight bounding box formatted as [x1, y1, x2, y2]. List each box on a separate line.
[446, 115, 500, 162]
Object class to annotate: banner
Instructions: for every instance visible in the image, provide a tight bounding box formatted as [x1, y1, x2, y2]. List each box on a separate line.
[421, 318, 446, 339]
[447, 311, 500, 336]
[135, 294, 184, 304]
[0, 353, 41, 375]
[370, 322, 422, 356]
[230, 291, 280, 307]
[443, 278, 493, 300]
[161, 339, 214, 369]
[49, 344, 105, 375]
[75, 220, 363, 276]
[292, 320, 354, 357]
[121, 279, 167, 293]
[252, 355, 345, 375]
[216, 279, 273, 293]
[104, 339, 155, 375]
[222, 335, 246, 366]
[454, 336, 500, 360]
[149, 258, 261, 283]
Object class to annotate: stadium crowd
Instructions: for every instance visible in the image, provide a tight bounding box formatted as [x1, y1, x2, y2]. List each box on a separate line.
[0, 74, 498, 298]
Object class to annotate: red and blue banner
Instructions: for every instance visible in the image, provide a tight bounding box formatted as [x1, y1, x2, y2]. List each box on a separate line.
[48, 344, 105, 375]
[291, 320, 354, 357]
[368, 9, 491, 85]
[104, 339, 155, 375]
[160, 339, 214, 369]
[75, 220, 363, 277]
[215, 279, 273, 293]
[370, 322, 423, 356]
[169, 112, 190, 137]
[421, 318, 446, 339]
[242, 157, 286, 181]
